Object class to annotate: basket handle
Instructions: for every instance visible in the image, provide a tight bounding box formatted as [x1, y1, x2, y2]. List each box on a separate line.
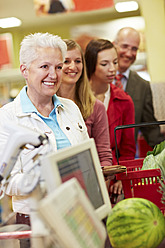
[114, 120, 165, 165]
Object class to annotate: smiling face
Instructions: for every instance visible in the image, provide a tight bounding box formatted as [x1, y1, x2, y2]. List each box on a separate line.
[115, 28, 140, 73]
[92, 47, 118, 86]
[61, 47, 83, 86]
[20, 47, 63, 102]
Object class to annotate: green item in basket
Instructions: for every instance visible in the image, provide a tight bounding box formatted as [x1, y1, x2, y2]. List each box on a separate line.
[142, 140, 165, 171]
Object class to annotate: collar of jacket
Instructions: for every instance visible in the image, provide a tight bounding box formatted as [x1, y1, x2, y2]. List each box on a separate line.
[110, 83, 130, 101]
[14, 94, 64, 118]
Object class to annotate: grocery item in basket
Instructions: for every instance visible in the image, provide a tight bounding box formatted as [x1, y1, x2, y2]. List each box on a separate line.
[142, 140, 165, 171]
[106, 198, 165, 248]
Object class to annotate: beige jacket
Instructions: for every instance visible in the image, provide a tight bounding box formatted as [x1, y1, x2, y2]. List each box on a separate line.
[0, 93, 89, 214]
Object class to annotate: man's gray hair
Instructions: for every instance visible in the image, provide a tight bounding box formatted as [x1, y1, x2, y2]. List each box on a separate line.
[19, 32, 67, 68]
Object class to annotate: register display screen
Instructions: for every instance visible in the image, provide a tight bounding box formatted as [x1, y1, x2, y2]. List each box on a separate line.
[57, 149, 104, 209]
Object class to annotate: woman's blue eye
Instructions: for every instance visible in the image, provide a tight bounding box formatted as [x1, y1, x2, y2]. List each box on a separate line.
[76, 60, 82, 63]
[57, 66, 62, 70]
[64, 60, 69, 64]
[41, 65, 48, 68]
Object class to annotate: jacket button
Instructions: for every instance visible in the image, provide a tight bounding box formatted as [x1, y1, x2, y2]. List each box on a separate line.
[66, 127, 70, 130]
[78, 123, 82, 129]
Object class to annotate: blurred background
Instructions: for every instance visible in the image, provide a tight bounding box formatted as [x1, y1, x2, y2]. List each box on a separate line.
[0, 0, 164, 106]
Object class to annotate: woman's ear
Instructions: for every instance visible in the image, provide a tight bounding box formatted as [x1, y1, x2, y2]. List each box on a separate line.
[20, 64, 28, 79]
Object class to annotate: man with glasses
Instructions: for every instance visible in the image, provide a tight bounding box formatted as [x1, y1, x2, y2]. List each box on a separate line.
[114, 27, 164, 148]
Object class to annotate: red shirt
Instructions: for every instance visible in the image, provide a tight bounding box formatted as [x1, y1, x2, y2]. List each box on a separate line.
[107, 84, 136, 164]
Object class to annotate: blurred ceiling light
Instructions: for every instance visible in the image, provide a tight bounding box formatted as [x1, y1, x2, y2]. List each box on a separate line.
[0, 17, 22, 28]
[115, 1, 139, 12]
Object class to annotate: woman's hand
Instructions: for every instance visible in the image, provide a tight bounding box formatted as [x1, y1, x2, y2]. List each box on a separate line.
[110, 180, 123, 195]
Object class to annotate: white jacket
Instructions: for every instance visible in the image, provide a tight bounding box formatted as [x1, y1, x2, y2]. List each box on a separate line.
[0, 93, 89, 214]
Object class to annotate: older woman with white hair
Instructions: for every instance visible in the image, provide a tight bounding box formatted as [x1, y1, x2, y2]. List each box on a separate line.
[0, 33, 89, 231]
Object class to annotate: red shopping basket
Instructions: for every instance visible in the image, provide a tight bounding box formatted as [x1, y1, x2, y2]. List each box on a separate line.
[116, 159, 165, 213]
[114, 121, 165, 214]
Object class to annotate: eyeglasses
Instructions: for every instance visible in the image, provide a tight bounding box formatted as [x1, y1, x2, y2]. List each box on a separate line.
[118, 43, 138, 52]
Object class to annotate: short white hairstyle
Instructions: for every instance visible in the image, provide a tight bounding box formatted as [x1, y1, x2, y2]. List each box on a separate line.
[19, 32, 67, 68]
